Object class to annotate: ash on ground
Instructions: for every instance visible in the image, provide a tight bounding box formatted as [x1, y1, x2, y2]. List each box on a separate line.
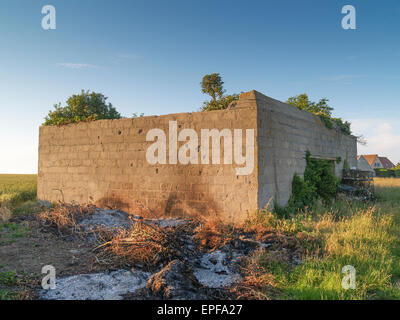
[38, 207, 302, 300]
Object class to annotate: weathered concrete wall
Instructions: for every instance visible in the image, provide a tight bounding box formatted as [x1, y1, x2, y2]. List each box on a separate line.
[253, 90, 358, 209]
[38, 104, 258, 224]
[38, 90, 357, 223]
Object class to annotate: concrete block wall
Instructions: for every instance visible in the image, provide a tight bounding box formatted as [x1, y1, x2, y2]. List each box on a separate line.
[38, 90, 357, 224]
[253, 91, 358, 209]
[38, 104, 258, 224]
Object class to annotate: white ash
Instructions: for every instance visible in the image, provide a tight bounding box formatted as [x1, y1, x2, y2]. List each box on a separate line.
[39, 269, 150, 300]
[78, 209, 136, 232]
[194, 250, 241, 288]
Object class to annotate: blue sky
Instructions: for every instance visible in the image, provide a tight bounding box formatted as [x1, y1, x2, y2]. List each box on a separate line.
[1, 0, 399, 173]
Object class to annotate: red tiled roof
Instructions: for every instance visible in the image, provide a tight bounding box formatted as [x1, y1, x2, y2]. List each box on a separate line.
[361, 154, 378, 167]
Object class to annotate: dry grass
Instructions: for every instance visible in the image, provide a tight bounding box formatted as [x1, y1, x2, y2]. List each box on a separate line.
[0, 202, 13, 222]
[193, 216, 236, 252]
[38, 203, 96, 236]
[374, 177, 400, 187]
[229, 249, 281, 300]
[96, 221, 195, 270]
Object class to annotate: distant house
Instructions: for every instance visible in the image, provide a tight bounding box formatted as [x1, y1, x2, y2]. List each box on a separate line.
[378, 157, 396, 169]
[357, 155, 375, 174]
[357, 154, 395, 175]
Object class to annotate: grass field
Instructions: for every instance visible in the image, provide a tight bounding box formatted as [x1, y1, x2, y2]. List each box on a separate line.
[0, 175, 37, 208]
[0, 175, 37, 214]
[251, 177, 400, 300]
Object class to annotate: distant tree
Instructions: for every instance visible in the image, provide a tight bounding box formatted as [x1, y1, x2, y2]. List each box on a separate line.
[393, 162, 400, 170]
[286, 93, 351, 135]
[43, 90, 121, 126]
[201, 73, 225, 102]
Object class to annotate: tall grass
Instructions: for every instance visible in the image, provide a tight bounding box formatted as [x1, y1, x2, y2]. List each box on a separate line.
[253, 178, 400, 300]
[0, 174, 37, 209]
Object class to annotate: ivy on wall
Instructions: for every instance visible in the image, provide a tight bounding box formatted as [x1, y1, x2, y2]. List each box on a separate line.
[277, 151, 340, 216]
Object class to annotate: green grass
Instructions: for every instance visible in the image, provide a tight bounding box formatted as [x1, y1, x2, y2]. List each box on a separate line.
[0, 271, 17, 286]
[0, 290, 18, 300]
[0, 222, 30, 244]
[0, 271, 18, 300]
[0, 174, 37, 213]
[252, 178, 400, 300]
[0, 174, 37, 206]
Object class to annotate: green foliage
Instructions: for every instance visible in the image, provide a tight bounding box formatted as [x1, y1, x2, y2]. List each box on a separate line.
[375, 168, 400, 178]
[286, 94, 333, 117]
[201, 94, 239, 111]
[304, 152, 339, 203]
[43, 90, 121, 126]
[319, 114, 334, 129]
[200, 73, 239, 111]
[286, 174, 316, 211]
[0, 289, 18, 300]
[201, 73, 225, 102]
[332, 118, 351, 135]
[0, 271, 18, 300]
[286, 94, 351, 135]
[0, 271, 17, 286]
[132, 112, 144, 118]
[284, 151, 339, 214]
[343, 159, 350, 170]
[393, 163, 400, 170]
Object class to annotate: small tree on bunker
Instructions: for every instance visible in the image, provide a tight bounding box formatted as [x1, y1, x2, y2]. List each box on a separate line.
[201, 73, 225, 102]
[43, 90, 121, 126]
[200, 73, 239, 111]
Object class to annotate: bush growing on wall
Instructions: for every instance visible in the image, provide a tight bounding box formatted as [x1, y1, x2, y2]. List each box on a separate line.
[43, 90, 121, 126]
[279, 151, 339, 215]
[286, 94, 352, 135]
[201, 94, 239, 111]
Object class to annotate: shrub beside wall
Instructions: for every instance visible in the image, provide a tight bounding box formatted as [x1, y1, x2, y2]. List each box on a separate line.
[374, 169, 400, 178]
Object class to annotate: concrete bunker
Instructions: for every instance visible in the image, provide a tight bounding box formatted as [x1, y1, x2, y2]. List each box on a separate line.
[37, 90, 357, 224]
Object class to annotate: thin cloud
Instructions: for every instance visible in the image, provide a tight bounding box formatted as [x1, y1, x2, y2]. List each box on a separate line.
[57, 63, 99, 69]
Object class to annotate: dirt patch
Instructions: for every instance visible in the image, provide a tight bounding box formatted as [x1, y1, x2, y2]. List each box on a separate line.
[0, 218, 107, 277]
[0, 213, 123, 299]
